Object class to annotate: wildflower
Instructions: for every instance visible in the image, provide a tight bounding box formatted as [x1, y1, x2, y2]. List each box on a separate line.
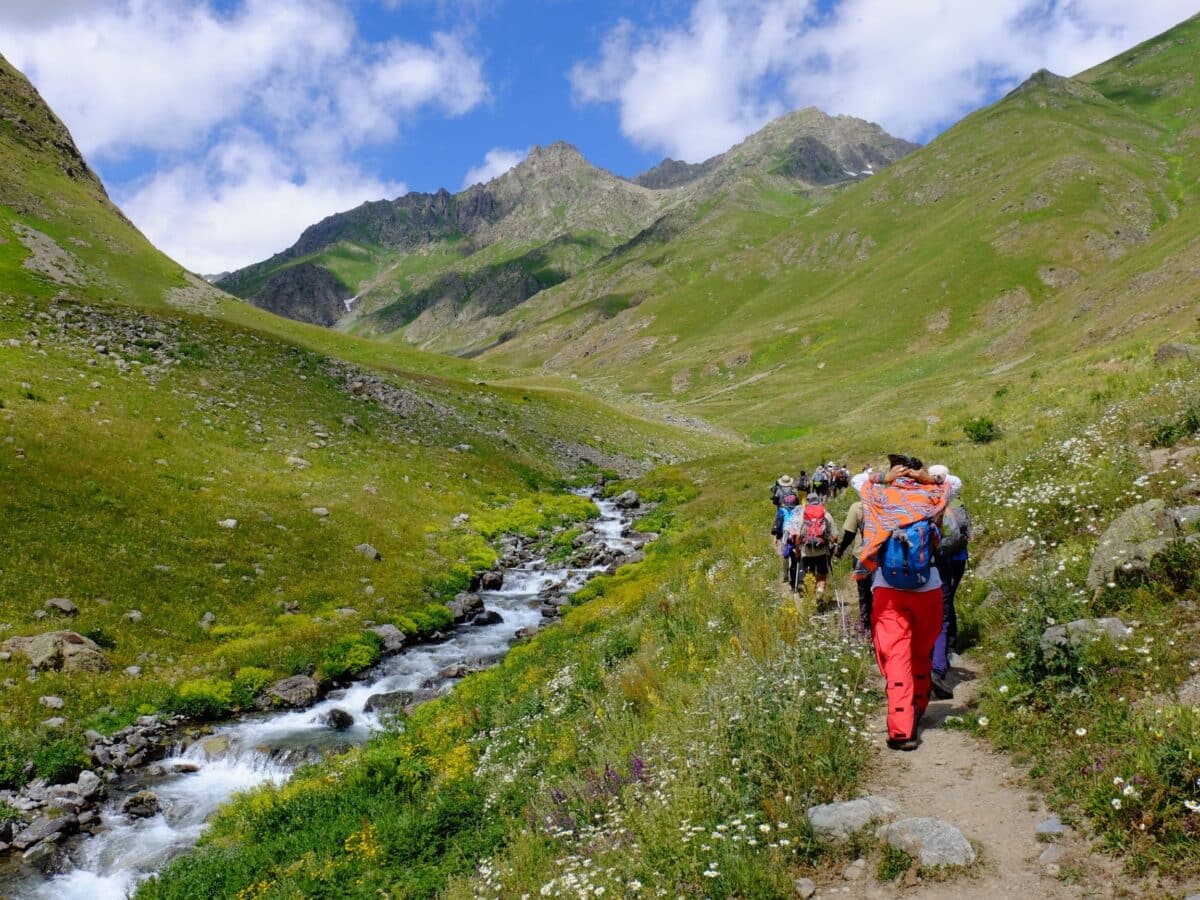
[1122, 785, 1138, 798]
[1184, 800, 1200, 813]
[977, 716, 989, 727]
[1111, 798, 1122, 810]
[1074, 727, 1087, 737]
[758, 824, 771, 833]
[999, 685, 1009, 694]
[1005, 651, 1016, 660]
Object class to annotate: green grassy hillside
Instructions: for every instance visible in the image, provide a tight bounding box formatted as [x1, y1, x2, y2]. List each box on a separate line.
[481, 15, 1200, 441]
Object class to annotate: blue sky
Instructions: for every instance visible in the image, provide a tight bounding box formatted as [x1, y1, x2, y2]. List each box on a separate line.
[0, 0, 1195, 273]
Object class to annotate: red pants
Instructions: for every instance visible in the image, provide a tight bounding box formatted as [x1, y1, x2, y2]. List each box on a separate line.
[871, 584, 943, 741]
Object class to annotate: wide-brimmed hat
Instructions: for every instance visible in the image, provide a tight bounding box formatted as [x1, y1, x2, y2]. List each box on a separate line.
[777, 474, 795, 487]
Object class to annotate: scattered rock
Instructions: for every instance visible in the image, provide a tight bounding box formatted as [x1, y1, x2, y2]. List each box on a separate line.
[1039, 845, 1067, 866]
[355, 542, 382, 561]
[285, 455, 311, 469]
[199, 611, 216, 630]
[45, 598, 78, 617]
[841, 858, 867, 881]
[1154, 342, 1200, 365]
[22, 838, 65, 873]
[122, 790, 160, 819]
[1035, 815, 1065, 836]
[452, 513, 470, 527]
[312, 507, 330, 517]
[1177, 672, 1200, 708]
[437, 664, 468, 679]
[794, 876, 816, 898]
[975, 537, 1036, 579]
[1041, 617, 1132, 650]
[75, 770, 102, 800]
[1087, 500, 1179, 590]
[41, 717, 67, 728]
[364, 687, 439, 714]
[367, 624, 405, 653]
[122, 610, 143, 622]
[124, 665, 142, 677]
[12, 814, 77, 850]
[446, 592, 483, 622]
[613, 489, 641, 509]
[259, 675, 320, 709]
[0, 631, 108, 673]
[515, 626, 539, 640]
[38, 695, 64, 709]
[1173, 505, 1200, 530]
[472, 610, 503, 626]
[323, 708, 354, 731]
[806, 795, 899, 842]
[877, 817, 976, 867]
[217, 518, 238, 529]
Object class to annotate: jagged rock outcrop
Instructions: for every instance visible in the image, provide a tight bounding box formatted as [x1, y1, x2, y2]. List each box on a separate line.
[0, 631, 108, 673]
[249, 262, 351, 326]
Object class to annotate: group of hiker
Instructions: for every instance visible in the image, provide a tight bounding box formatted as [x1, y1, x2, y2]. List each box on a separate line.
[769, 454, 972, 752]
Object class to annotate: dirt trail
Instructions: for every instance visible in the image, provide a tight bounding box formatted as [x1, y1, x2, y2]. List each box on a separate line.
[793, 584, 1138, 900]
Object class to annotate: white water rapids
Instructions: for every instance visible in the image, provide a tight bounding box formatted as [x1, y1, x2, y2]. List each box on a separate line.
[8, 493, 638, 899]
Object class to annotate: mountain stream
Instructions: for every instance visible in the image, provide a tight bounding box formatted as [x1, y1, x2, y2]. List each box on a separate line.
[8, 492, 640, 899]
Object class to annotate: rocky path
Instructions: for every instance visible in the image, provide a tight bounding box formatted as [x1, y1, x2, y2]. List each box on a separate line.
[789, 584, 1135, 900]
[845, 654, 1126, 899]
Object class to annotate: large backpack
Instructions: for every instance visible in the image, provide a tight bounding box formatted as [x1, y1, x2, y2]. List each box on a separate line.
[939, 503, 968, 556]
[812, 469, 827, 486]
[881, 520, 937, 589]
[795, 473, 810, 491]
[800, 504, 830, 551]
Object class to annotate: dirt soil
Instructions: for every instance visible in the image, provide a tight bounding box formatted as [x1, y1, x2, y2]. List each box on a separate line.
[795, 586, 1195, 899]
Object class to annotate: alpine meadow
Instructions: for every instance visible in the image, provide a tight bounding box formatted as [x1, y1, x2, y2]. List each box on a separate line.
[1, 9, 1199, 900]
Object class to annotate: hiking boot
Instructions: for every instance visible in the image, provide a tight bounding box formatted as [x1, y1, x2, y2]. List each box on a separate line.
[886, 736, 919, 751]
[930, 673, 953, 700]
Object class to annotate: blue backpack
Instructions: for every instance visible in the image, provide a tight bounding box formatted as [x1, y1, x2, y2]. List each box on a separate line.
[880, 520, 936, 589]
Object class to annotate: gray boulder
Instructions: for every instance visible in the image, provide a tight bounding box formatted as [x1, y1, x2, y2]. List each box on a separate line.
[1173, 505, 1200, 531]
[1040, 617, 1131, 651]
[364, 687, 439, 714]
[12, 814, 77, 850]
[446, 592, 483, 622]
[122, 790, 160, 818]
[75, 770, 103, 801]
[1155, 342, 1200, 365]
[479, 570, 504, 591]
[806, 795, 899, 842]
[975, 537, 1035, 580]
[877, 817, 975, 867]
[259, 675, 320, 709]
[1087, 500, 1178, 590]
[1177, 673, 1200, 708]
[472, 610, 503, 626]
[45, 598, 78, 617]
[0, 631, 108, 673]
[614, 490, 641, 509]
[322, 708, 354, 731]
[355, 543, 382, 561]
[368, 624, 405, 653]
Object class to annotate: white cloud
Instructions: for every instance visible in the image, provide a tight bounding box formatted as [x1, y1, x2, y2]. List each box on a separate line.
[461, 146, 528, 188]
[120, 133, 406, 275]
[571, 0, 1199, 161]
[0, 0, 488, 271]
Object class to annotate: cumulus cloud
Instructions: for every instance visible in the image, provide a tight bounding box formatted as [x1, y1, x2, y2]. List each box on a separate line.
[119, 134, 406, 275]
[0, 0, 488, 271]
[571, 0, 1199, 161]
[461, 146, 528, 188]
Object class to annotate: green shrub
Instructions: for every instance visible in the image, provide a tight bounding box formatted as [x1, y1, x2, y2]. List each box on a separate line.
[172, 677, 235, 720]
[231, 667, 275, 709]
[0, 732, 29, 789]
[1148, 402, 1200, 447]
[0, 803, 20, 825]
[82, 627, 117, 650]
[877, 843, 913, 881]
[322, 632, 383, 682]
[963, 416, 1002, 444]
[32, 736, 86, 785]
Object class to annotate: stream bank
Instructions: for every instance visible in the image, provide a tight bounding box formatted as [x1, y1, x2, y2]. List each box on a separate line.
[1, 490, 652, 899]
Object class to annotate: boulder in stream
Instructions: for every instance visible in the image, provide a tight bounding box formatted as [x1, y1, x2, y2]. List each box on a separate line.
[322, 708, 354, 731]
[446, 592, 483, 622]
[257, 675, 320, 710]
[364, 688, 440, 715]
[613, 489, 641, 509]
[123, 791, 161, 819]
[472, 610, 503, 626]
[368, 624, 406, 653]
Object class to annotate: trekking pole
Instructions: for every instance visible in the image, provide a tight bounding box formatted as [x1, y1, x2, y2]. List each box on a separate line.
[833, 556, 847, 638]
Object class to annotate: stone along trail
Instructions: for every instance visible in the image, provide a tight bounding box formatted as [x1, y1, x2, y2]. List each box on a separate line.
[794, 583, 1133, 900]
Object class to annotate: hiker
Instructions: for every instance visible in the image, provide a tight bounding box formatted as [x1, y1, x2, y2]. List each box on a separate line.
[783, 492, 836, 599]
[929, 464, 970, 699]
[811, 465, 830, 499]
[852, 455, 949, 751]
[795, 470, 810, 493]
[834, 491, 872, 635]
[770, 473, 795, 508]
[834, 464, 850, 497]
[771, 490, 801, 583]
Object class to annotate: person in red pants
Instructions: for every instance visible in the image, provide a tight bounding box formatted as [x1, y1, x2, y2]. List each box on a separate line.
[851, 456, 949, 751]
